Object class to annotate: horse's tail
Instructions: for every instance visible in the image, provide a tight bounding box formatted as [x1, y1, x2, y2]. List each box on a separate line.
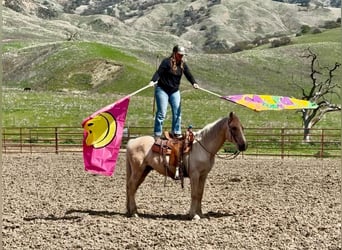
[125, 142, 133, 215]
[126, 146, 132, 187]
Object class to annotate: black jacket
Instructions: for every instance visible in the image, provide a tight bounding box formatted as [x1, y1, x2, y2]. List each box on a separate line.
[151, 57, 196, 94]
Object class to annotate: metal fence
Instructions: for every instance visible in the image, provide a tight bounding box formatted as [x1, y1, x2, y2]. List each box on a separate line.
[244, 127, 340, 158]
[1, 126, 341, 158]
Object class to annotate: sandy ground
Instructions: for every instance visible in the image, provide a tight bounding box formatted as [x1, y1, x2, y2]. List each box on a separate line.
[2, 153, 341, 250]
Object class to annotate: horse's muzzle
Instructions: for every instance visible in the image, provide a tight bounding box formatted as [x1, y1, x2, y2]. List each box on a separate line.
[238, 142, 248, 152]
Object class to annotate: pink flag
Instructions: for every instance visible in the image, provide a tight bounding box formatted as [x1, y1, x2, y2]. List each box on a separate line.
[82, 96, 130, 176]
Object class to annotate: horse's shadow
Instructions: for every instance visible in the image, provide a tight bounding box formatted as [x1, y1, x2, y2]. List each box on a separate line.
[65, 209, 191, 221]
[22, 209, 124, 222]
[23, 209, 235, 222]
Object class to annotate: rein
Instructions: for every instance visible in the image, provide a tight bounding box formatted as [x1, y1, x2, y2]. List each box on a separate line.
[216, 150, 240, 160]
[194, 138, 240, 160]
[194, 138, 214, 156]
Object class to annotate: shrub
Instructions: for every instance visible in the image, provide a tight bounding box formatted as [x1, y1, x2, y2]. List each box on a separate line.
[199, 25, 207, 31]
[321, 20, 341, 29]
[270, 36, 291, 48]
[230, 40, 252, 53]
[311, 27, 322, 34]
[300, 25, 311, 34]
[252, 36, 269, 46]
[203, 39, 230, 53]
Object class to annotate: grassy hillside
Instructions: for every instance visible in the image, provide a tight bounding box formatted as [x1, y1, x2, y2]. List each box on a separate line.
[3, 42, 154, 93]
[2, 28, 341, 131]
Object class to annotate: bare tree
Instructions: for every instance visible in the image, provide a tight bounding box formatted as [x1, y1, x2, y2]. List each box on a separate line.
[297, 48, 341, 142]
[66, 31, 79, 41]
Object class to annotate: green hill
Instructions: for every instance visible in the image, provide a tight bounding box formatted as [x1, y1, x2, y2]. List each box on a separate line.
[2, 28, 341, 130]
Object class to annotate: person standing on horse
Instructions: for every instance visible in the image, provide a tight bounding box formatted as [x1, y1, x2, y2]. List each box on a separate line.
[149, 45, 199, 140]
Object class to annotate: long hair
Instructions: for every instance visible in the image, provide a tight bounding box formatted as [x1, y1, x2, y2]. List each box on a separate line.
[170, 53, 184, 74]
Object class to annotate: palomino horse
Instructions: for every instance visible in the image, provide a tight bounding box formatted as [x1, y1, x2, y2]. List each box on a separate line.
[126, 112, 247, 220]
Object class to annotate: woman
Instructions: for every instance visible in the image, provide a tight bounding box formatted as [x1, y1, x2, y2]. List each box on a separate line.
[149, 45, 199, 139]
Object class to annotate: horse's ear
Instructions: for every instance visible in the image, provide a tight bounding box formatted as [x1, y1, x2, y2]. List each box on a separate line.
[229, 111, 235, 119]
[228, 112, 235, 122]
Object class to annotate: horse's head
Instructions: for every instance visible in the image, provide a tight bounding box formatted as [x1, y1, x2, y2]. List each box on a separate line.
[227, 112, 247, 152]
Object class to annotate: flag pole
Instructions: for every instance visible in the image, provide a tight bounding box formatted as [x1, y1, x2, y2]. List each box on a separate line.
[198, 87, 222, 98]
[128, 84, 152, 97]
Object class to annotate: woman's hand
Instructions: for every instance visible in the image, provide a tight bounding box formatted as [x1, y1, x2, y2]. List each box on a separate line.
[149, 81, 157, 87]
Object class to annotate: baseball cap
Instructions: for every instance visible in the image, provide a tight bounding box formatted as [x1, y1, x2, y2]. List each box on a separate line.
[173, 45, 186, 55]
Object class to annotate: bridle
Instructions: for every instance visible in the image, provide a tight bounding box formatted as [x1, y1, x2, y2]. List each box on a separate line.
[194, 121, 242, 160]
[228, 121, 244, 146]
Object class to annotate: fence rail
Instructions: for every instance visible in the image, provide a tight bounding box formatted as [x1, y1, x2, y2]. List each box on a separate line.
[2, 126, 341, 158]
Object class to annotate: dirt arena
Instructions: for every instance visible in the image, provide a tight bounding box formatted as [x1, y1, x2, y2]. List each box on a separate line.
[2, 153, 341, 249]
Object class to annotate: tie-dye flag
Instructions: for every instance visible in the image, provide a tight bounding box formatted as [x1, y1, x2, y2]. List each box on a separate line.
[198, 87, 318, 111]
[82, 96, 130, 176]
[221, 94, 318, 111]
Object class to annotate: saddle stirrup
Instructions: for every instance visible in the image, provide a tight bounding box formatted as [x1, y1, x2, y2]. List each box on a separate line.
[174, 167, 180, 179]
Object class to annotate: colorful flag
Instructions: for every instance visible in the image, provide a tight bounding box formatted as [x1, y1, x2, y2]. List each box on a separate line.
[222, 94, 318, 111]
[82, 96, 130, 176]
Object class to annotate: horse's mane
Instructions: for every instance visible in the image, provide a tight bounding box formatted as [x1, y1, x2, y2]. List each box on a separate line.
[195, 117, 228, 141]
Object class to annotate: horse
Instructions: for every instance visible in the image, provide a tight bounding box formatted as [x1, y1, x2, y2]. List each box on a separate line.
[125, 111, 247, 220]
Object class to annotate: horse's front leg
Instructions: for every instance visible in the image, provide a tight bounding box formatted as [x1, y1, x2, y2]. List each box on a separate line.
[189, 173, 208, 220]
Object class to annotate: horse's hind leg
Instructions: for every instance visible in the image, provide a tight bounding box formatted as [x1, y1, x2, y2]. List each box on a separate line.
[126, 159, 151, 217]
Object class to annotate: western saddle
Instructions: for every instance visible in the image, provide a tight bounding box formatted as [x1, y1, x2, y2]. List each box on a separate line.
[151, 127, 194, 186]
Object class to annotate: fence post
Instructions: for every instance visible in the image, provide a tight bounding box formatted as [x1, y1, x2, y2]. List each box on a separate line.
[55, 127, 58, 154]
[20, 127, 23, 153]
[2, 128, 5, 153]
[320, 129, 324, 158]
[281, 128, 285, 159]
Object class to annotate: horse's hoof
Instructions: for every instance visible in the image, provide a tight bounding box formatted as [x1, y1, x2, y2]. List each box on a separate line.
[192, 214, 201, 221]
[126, 212, 139, 218]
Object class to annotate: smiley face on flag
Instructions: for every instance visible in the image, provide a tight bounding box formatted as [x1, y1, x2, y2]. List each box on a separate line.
[83, 112, 117, 148]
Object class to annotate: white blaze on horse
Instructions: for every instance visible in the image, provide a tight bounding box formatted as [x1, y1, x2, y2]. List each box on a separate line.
[125, 112, 247, 220]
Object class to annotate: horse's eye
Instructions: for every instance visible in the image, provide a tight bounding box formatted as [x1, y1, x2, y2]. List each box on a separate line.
[231, 127, 237, 131]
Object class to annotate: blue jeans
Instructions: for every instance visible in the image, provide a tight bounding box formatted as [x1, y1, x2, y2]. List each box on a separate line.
[154, 86, 181, 137]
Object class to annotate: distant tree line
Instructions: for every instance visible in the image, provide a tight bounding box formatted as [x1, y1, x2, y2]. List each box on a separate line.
[203, 17, 341, 54]
[62, 0, 179, 18]
[5, 0, 59, 19]
[272, 0, 341, 8]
